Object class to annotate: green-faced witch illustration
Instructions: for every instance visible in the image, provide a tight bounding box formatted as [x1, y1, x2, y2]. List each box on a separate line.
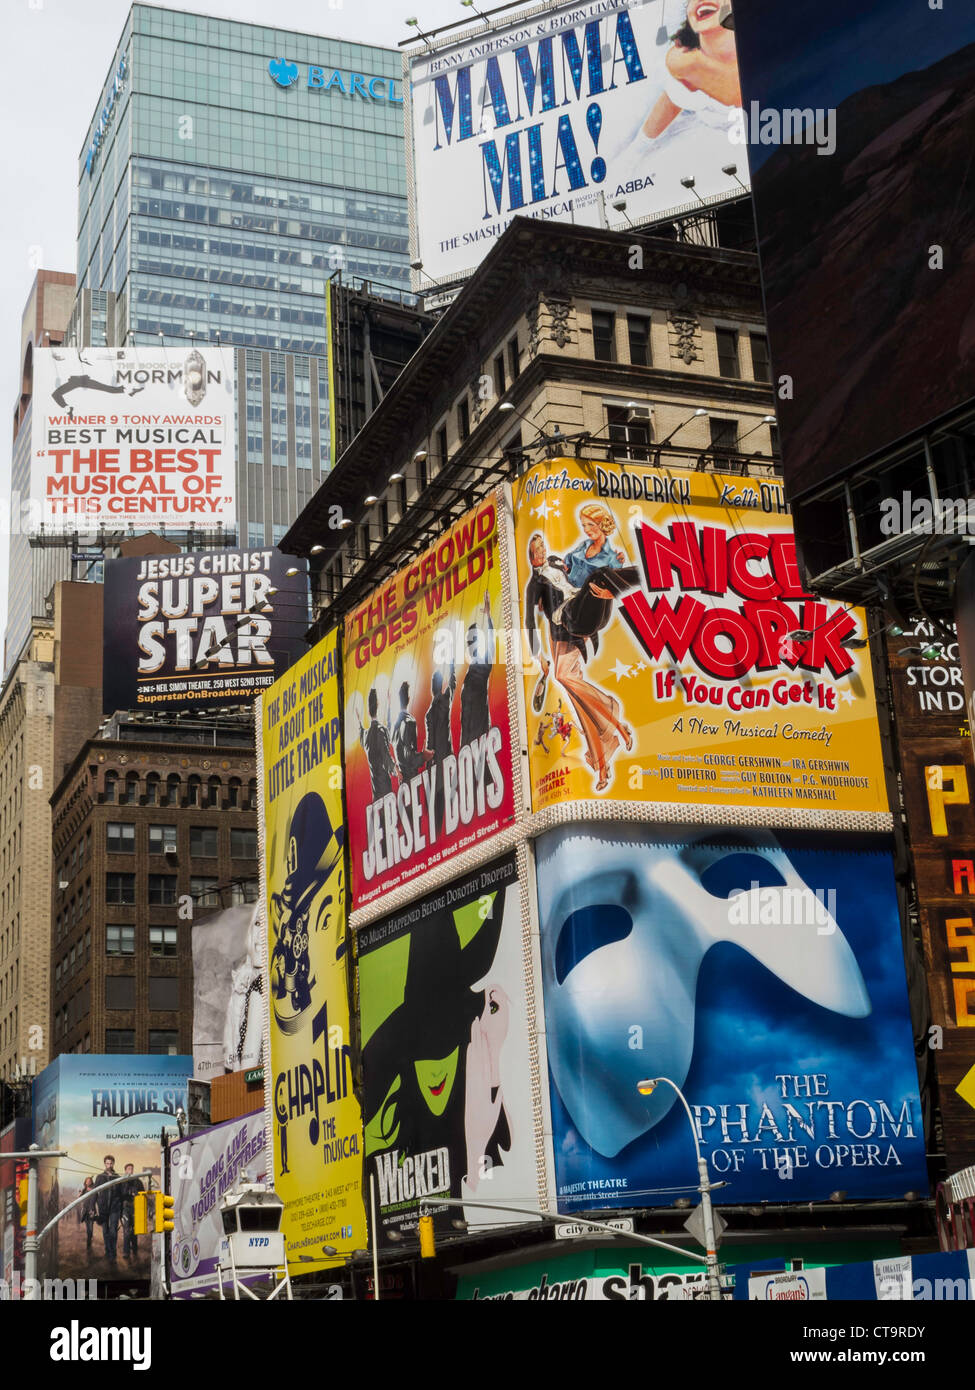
[268, 791, 344, 1034]
[364, 887, 512, 1226]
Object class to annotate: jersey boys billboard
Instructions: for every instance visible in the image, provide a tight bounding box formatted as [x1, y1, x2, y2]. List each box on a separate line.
[358, 852, 537, 1247]
[102, 548, 309, 711]
[512, 459, 889, 823]
[343, 496, 515, 910]
[535, 825, 927, 1208]
[406, 0, 748, 283]
[31, 346, 236, 530]
[259, 631, 367, 1272]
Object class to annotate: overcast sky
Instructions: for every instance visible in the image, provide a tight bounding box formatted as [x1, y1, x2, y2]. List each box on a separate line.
[0, 0, 475, 640]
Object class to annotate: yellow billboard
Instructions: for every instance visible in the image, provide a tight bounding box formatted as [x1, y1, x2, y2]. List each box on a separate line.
[259, 631, 366, 1272]
[512, 458, 889, 822]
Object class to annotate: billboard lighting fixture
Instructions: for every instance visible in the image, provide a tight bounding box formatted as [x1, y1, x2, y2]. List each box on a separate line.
[898, 644, 943, 660]
[339, 517, 353, 529]
[722, 163, 748, 190]
[364, 495, 379, 506]
[460, 0, 490, 22]
[410, 259, 440, 288]
[829, 1190, 847, 1203]
[389, 471, 405, 482]
[737, 415, 777, 446]
[285, 566, 300, 576]
[413, 449, 428, 461]
[656, 407, 707, 449]
[680, 176, 707, 205]
[310, 544, 324, 554]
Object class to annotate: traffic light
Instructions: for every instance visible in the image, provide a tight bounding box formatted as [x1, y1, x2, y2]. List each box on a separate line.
[17, 1177, 29, 1228]
[418, 1212, 435, 1259]
[154, 1193, 175, 1233]
[133, 1191, 148, 1236]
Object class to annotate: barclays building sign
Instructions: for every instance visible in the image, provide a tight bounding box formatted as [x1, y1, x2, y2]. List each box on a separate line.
[85, 55, 127, 175]
[268, 58, 401, 102]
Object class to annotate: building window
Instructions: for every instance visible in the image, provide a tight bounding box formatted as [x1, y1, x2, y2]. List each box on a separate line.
[144, 773, 159, 805]
[246, 779, 258, 810]
[457, 397, 470, 440]
[149, 926, 178, 957]
[149, 1030, 179, 1056]
[105, 976, 136, 1010]
[507, 335, 520, 382]
[148, 874, 177, 906]
[231, 828, 257, 858]
[493, 354, 506, 400]
[106, 873, 136, 905]
[106, 925, 135, 956]
[749, 332, 770, 383]
[120, 773, 140, 805]
[768, 423, 780, 456]
[103, 772, 118, 803]
[149, 824, 177, 854]
[592, 310, 616, 363]
[716, 328, 740, 378]
[418, 449, 429, 492]
[605, 405, 651, 462]
[435, 426, 448, 471]
[709, 417, 739, 454]
[191, 877, 220, 907]
[190, 826, 218, 857]
[227, 778, 241, 808]
[187, 775, 201, 807]
[230, 880, 259, 905]
[164, 774, 181, 806]
[106, 823, 135, 854]
[206, 776, 221, 807]
[627, 315, 652, 367]
[106, 1030, 135, 1054]
[149, 977, 179, 1011]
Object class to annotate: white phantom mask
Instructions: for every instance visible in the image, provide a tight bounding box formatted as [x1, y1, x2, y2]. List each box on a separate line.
[537, 827, 870, 1158]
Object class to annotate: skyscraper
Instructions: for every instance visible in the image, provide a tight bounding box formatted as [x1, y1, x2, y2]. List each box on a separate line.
[67, 4, 410, 548]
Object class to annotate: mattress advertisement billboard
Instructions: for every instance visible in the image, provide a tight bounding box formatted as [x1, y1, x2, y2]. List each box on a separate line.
[358, 852, 538, 1247]
[512, 457, 889, 823]
[102, 547, 308, 712]
[169, 1111, 268, 1298]
[535, 824, 927, 1209]
[406, 0, 748, 284]
[259, 630, 367, 1272]
[30, 1055, 190, 1282]
[343, 495, 515, 910]
[31, 346, 236, 530]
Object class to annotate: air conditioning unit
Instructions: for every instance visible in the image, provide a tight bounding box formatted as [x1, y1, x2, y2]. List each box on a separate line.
[626, 404, 653, 425]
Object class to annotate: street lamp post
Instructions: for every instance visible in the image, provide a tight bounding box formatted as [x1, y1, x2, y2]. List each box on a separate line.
[637, 1077, 723, 1301]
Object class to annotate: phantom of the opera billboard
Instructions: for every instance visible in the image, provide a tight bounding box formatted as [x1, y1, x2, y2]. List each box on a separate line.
[169, 1111, 268, 1298]
[358, 852, 538, 1247]
[31, 1055, 190, 1282]
[535, 825, 928, 1209]
[343, 495, 515, 911]
[406, 0, 748, 284]
[511, 458, 890, 824]
[258, 631, 367, 1272]
[102, 547, 309, 712]
[31, 346, 237, 530]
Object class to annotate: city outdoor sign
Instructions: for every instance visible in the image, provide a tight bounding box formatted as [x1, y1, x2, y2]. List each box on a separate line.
[85, 54, 127, 175]
[267, 57, 401, 102]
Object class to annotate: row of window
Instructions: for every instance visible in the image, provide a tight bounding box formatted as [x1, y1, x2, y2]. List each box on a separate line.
[105, 975, 179, 1012]
[603, 405, 778, 463]
[107, 824, 257, 857]
[108, 925, 178, 957]
[105, 872, 259, 907]
[591, 309, 770, 382]
[106, 1029, 179, 1055]
[102, 772, 257, 808]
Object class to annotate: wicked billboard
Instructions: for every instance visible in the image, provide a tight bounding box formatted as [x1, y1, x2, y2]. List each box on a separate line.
[535, 825, 927, 1209]
[511, 458, 890, 825]
[358, 852, 538, 1247]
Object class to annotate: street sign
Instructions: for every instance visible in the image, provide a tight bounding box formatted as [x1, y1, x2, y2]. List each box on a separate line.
[683, 1204, 727, 1250]
[554, 1217, 634, 1240]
